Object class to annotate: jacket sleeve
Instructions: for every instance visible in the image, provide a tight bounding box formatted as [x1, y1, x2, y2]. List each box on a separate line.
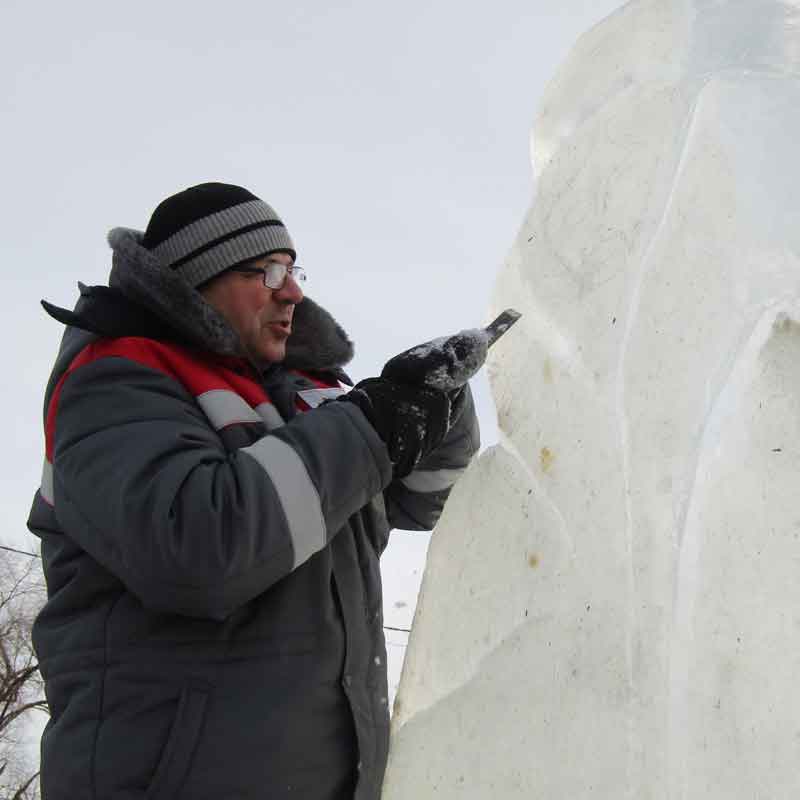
[52, 355, 393, 620]
[383, 383, 480, 531]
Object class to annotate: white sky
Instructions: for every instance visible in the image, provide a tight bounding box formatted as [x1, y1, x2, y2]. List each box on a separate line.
[2, 0, 624, 696]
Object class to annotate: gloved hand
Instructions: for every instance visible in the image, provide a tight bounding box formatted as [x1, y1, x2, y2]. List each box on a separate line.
[379, 311, 521, 392]
[338, 377, 451, 478]
[380, 328, 489, 391]
[379, 329, 484, 435]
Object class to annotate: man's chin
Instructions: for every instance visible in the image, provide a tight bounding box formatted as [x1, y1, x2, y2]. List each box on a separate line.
[257, 342, 287, 365]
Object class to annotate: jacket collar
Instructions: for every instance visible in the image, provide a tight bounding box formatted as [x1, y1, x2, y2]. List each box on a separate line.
[66, 228, 355, 373]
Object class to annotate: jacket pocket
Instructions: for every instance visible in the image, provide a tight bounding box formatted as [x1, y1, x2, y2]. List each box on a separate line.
[146, 682, 210, 800]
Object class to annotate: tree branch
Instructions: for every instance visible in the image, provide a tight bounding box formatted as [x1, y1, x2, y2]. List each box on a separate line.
[11, 769, 40, 800]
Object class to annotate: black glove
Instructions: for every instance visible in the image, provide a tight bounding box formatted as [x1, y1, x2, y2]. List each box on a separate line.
[380, 329, 489, 392]
[339, 377, 451, 478]
[380, 332, 477, 433]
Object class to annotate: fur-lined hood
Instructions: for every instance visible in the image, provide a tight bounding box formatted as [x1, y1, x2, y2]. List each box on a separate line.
[104, 227, 354, 372]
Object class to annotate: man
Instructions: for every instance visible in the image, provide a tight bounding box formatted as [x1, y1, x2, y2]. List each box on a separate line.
[28, 183, 479, 799]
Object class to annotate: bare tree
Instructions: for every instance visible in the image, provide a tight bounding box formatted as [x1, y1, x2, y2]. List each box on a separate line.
[0, 548, 47, 800]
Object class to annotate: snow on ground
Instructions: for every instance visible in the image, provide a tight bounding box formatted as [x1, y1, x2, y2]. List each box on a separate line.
[380, 530, 431, 710]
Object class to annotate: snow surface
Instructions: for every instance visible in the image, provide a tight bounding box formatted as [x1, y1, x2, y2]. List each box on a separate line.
[383, 1, 800, 797]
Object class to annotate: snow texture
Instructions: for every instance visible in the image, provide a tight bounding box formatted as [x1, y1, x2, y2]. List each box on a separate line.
[383, 1, 800, 797]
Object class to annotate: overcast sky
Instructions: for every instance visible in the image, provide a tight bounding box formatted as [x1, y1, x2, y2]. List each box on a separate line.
[3, 0, 624, 693]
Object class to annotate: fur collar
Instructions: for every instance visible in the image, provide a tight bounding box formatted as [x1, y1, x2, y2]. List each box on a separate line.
[107, 228, 354, 372]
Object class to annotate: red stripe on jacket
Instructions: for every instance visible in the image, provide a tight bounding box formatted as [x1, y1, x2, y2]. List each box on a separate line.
[45, 338, 270, 461]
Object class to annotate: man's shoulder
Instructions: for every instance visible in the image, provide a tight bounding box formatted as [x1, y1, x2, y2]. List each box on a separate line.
[69, 337, 260, 398]
[64, 335, 196, 372]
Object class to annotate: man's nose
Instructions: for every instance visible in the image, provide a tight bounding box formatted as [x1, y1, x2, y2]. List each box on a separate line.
[276, 274, 304, 303]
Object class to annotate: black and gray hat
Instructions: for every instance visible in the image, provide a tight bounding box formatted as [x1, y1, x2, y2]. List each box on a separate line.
[141, 182, 296, 288]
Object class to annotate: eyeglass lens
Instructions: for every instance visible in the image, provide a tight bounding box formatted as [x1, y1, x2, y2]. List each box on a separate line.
[264, 262, 306, 289]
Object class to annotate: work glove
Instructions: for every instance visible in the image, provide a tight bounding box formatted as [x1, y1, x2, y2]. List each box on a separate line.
[380, 329, 489, 392]
[379, 329, 484, 433]
[339, 377, 452, 478]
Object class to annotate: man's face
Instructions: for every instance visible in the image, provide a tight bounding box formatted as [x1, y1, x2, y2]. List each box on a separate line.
[200, 252, 303, 365]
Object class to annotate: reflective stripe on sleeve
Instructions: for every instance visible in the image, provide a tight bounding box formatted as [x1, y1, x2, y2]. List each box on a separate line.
[40, 459, 54, 506]
[240, 437, 326, 568]
[196, 390, 263, 430]
[255, 402, 285, 430]
[400, 466, 465, 494]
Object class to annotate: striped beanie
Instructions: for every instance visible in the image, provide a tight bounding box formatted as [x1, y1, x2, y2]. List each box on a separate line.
[141, 182, 296, 288]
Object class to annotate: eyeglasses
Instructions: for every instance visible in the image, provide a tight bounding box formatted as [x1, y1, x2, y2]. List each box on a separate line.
[230, 261, 307, 290]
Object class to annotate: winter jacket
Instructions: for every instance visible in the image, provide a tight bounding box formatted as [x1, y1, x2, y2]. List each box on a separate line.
[27, 229, 480, 800]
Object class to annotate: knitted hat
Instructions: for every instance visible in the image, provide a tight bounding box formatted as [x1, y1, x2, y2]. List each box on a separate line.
[141, 182, 296, 287]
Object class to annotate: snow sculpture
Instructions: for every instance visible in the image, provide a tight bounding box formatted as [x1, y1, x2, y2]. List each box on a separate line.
[383, 1, 800, 797]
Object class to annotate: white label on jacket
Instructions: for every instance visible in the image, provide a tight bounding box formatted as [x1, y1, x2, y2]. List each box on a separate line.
[297, 386, 348, 408]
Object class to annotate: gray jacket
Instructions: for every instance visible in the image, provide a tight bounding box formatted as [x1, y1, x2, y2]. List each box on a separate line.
[28, 229, 480, 800]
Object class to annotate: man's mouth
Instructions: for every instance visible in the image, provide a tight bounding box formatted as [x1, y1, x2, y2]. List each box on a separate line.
[267, 320, 292, 334]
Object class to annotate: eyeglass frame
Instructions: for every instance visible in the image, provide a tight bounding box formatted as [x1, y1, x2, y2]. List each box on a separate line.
[229, 260, 307, 290]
